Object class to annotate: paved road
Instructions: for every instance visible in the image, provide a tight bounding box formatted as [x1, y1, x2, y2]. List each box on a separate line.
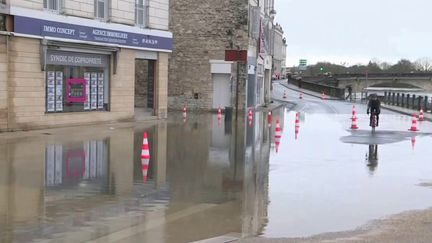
[234, 82, 432, 243]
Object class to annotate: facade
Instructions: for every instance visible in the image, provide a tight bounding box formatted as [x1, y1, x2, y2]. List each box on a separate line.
[272, 23, 284, 79]
[0, 0, 172, 131]
[169, 0, 275, 111]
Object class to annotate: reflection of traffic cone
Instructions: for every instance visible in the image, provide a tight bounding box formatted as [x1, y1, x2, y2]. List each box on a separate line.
[182, 106, 187, 122]
[283, 90, 287, 99]
[142, 158, 150, 182]
[217, 106, 222, 120]
[419, 109, 425, 121]
[275, 120, 282, 153]
[275, 120, 282, 138]
[409, 114, 419, 131]
[299, 92, 303, 99]
[295, 112, 300, 140]
[411, 136, 416, 150]
[267, 111, 272, 127]
[141, 132, 151, 160]
[248, 109, 253, 127]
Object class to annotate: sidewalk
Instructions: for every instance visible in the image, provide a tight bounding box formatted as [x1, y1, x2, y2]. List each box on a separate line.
[382, 104, 432, 121]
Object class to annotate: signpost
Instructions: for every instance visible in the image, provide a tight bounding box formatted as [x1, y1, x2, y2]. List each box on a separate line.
[299, 59, 307, 71]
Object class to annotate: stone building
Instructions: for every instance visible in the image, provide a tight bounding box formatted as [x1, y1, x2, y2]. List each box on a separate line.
[0, 0, 172, 131]
[169, 0, 276, 111]
[272, 23, 285, 79]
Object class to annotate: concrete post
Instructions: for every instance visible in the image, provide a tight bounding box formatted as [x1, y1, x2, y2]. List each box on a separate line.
[396, 93, 400, 106]
[407, 94, 410, 108]
[412, 95, 416, 109]
[384, 92, 387, 104]
[424, 96, 429, 111]
[401, 93, 405, 107]
[418, 96, 423, 110]
[392, 93, 396, 105]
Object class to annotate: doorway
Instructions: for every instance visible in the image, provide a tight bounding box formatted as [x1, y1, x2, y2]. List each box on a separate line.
[135, 59, 155, 118]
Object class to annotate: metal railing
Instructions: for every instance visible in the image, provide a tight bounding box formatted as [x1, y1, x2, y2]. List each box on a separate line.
[383, 92, 431, 112]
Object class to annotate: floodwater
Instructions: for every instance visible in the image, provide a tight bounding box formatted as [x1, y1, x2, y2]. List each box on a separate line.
[0, 112, 271, 243]
[1, 104, 432, 242]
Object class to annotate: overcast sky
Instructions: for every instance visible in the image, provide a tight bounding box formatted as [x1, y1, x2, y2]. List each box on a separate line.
[274, 0, 432, 67]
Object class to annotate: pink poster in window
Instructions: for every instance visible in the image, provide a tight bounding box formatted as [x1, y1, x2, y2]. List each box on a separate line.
[66, 78, 87, 103]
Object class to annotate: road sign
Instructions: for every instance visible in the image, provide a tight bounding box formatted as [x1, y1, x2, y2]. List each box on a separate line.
[299, 59, 307, 71]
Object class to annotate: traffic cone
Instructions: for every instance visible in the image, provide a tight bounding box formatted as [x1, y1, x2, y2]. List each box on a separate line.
[299, 92, 303, 99]
[142, 158, 150, 182]
[217, 106, 222, 120]
[351, 115, 359, 130]
[419, 109, 425, 121]
[248, 109, 253, 127]
[409, 114, 419, 131]
[141, 132, 151, 160]
[267, 111, 272, 127]
[183, 106, 187, 117]
[283, 90, 287, 99]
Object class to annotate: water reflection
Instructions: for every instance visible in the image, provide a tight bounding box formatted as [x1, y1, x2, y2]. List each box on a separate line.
[366, 144, 379, 174]
[0, 110, 272, 243]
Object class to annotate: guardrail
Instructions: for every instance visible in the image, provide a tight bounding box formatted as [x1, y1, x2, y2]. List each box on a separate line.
[288, 78, 345, 99]
[383, 92, 431, 112]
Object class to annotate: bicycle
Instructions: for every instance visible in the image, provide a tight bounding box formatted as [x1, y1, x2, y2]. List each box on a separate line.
[369, 111, 378, 133]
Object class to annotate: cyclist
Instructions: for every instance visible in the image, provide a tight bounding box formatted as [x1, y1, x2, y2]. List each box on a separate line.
[367, 93, 381, 127]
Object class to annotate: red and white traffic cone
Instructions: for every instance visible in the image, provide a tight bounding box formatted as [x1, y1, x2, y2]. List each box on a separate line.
[351, 115, 359, 130]
[141, 132, 151, 182]
[419, 109, 425, 121]
[295, 112, 300, 140]
[217, 106, 222, 120]
[142, 158, 150, 182]
[283, 90, 287, 99]
[409, 114, 419, 132]
[321, 92, 326, 100]
[299, 92, 303, 99]
[267, 111, 272, 127]
[248, 109, 253, 127]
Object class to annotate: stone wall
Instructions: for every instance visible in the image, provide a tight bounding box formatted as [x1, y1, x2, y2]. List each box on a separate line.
[169, 0, 249, 111]
[0, 36, 7, 130]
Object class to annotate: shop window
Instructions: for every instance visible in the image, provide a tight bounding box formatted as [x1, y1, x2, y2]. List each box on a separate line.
[46, 66, 109, 113]
[135, 0, 148, 27]
[95, 0, 109, 20]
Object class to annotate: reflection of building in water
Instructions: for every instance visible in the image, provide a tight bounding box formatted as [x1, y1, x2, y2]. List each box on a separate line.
[366, 144, 378, 174]
[45, 140, 108, 187]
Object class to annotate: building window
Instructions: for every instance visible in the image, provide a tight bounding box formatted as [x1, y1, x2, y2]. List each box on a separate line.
[0, 15, 5, 31]
[95, 0, 109, 20]
[136, 0, 148, 27]
[44, 0, 60, 12]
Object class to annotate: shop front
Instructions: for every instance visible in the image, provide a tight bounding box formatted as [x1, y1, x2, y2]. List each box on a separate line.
[0, 7, 172, 131]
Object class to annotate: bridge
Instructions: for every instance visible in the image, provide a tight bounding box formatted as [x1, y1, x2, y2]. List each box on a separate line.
[292, 73, 432, 94]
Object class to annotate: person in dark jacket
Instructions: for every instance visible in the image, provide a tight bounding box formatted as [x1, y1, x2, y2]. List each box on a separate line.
[367, 94, 381, 126]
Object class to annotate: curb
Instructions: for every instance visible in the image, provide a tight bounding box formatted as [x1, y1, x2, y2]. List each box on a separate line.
[382, 104, 432, 122]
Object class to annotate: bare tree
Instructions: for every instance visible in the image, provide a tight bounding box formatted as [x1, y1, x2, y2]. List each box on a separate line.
[414, 57, 432, 72]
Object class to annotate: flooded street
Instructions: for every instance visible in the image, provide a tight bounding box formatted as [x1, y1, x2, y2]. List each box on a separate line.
[2, 90, 432, 242]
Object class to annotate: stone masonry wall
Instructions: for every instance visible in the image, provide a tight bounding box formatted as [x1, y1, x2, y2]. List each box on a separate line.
[169, 0, 249, 111]
[0, 36, 7, 130]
